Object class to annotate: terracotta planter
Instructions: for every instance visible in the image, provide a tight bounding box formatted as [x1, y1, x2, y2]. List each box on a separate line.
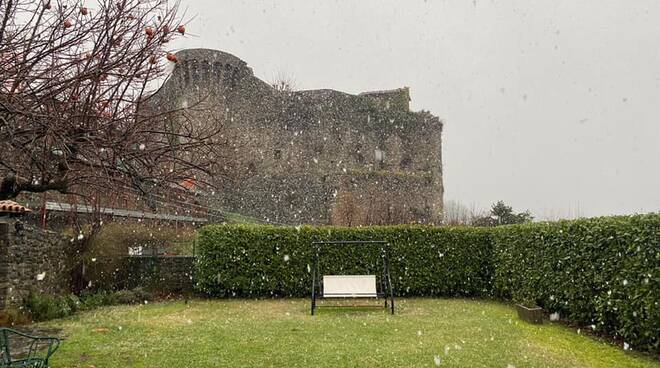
[516, 304, 544, 324]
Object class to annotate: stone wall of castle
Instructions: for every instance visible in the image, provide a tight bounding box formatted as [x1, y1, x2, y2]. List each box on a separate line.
[145, 49, 443, 225]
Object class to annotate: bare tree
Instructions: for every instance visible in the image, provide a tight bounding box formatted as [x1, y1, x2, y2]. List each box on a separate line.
[331, 190, 360, 226]
[331, 185, 415, 226]
[270, 70, 296, 92]
[443, 199, 473, 225]
[0, 0, 223, 201]
[0, 0, 230, 293]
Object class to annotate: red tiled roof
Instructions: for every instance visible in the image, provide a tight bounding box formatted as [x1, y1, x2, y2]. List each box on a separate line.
[0, 200, 32, 214]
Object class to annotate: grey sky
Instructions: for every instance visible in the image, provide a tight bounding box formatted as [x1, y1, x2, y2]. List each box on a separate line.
[173, 0, 660, 219]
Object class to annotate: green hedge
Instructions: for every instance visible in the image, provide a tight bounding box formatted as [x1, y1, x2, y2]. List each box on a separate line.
[195, 214, 659, 352]
[196, 225, 494, 298]
[492, 214, 659, 353]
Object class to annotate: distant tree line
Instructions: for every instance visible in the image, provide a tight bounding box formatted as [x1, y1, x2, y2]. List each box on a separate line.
[444, 200, 533, 226]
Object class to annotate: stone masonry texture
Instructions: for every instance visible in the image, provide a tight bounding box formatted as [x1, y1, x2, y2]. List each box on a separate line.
[145, 48, 444, 225]
[0, 218, 69, 310]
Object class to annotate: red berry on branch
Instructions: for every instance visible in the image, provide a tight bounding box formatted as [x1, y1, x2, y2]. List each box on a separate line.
[80, 7, 88, 15]
[145, 27, 154, 37]
[166, 53, 178, 63]
[177, 25, 185, 35]
[149, 56, 158, 64]
[64, 19, 73, 29]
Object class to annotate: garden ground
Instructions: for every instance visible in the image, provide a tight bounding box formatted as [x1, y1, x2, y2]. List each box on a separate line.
[42, 298, 658, 368]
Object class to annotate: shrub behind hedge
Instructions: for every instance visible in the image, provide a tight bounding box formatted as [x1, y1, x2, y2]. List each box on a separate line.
[195, 225, 494, 298]
[492, 214, 659, 353]
[24, 288, 154, 322]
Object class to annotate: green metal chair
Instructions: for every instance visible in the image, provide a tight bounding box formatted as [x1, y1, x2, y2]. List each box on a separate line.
[0, 328, 60, 368]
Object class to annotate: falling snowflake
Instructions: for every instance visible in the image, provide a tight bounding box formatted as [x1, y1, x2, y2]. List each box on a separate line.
[434, 355, 442, 366]
[283, 255, 290, 262]
[36, 272, 46, 281]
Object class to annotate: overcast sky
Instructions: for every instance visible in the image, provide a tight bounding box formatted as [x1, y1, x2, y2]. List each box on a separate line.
[173, 0, 660, 219]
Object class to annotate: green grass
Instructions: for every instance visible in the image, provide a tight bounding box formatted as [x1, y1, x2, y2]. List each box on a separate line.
[42, 299, 658, 368]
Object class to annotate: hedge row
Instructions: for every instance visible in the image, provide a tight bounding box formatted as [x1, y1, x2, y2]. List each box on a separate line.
[195, 214, 659, 352]
[492, 214, 659, 353]
[196, 225, 494, 298]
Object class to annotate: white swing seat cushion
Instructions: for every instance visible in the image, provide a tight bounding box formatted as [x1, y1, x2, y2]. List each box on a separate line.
[322, 275, 378, 298]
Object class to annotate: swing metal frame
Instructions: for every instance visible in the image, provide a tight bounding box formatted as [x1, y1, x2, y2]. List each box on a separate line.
[310, 240, 395, 315]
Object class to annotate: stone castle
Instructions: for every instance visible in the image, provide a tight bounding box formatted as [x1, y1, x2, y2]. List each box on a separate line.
[146, 49, 443, 225]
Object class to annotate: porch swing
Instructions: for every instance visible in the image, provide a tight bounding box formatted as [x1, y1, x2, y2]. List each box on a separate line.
[310, 241, 395, 315]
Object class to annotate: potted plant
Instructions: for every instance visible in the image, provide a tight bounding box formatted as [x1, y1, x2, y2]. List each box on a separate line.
[515, 297, 544, 324]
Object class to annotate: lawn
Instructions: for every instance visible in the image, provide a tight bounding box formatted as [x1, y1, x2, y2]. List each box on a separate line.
[42, 299, 658, 368]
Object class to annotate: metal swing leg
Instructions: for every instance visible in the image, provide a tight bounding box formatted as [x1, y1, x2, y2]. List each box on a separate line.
[384, 248, 395, 315]
[311, 262, 317, 315]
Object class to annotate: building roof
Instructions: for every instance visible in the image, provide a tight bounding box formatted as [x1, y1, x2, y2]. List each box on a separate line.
[44, 202, 207, 223]
[359, 87, 410, 97]
[0, 200, 32, 214]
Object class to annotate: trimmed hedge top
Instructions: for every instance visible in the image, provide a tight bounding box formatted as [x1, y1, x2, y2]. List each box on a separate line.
[195, 214, 659, 353]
